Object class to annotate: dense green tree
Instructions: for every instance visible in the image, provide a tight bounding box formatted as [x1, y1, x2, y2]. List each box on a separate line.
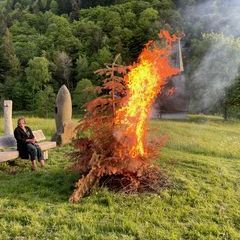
[75, 54, 90, 80]
[25, 56, 51, 109]
[72, 78, 96, 112]
[2, 28, 20, 75]
[92, 47, 112, 69]
[26, 57, 51, 90]
[10, 21, 40, 64]
[26, 56, 51, 91]
[138, 8, 158, 30]
[35, 85, 56, 116]
[0, 30, 24, 110]
[49, 0, 58, 13]
[227, 83, 240, 107]
[44, 13, 81, 54]
[0, 28, 22, 107]
[72, 20, 105, 55]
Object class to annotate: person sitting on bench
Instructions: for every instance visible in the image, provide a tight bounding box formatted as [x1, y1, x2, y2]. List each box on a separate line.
[14, 116, 45, 170]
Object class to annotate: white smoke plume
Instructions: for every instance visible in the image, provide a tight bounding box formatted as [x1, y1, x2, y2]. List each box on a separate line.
[185, 0, 240, 112]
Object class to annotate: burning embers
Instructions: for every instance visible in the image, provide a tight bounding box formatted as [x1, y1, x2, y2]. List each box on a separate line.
[69, 30, 180, 203]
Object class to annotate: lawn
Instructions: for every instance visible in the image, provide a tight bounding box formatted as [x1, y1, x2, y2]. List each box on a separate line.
[0, 115, 240, 240]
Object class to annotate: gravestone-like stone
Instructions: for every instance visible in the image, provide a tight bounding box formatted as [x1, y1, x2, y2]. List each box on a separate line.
[4, 100, 13, 135]
[52, 85, 77, 145]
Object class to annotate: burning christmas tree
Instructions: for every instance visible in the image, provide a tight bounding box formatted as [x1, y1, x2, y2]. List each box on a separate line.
[69, 30, 181, 203]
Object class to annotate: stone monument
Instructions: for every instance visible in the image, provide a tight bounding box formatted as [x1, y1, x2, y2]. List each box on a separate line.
[4, 100, 13, 135]
[52, 85, 77, 145]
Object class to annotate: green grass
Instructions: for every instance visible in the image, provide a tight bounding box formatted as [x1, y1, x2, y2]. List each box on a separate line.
[0, 115, 240, 239]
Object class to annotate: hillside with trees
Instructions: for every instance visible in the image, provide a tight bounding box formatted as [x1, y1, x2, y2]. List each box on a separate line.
[0, 0, 185, 115]
[1, 0, 240, 119]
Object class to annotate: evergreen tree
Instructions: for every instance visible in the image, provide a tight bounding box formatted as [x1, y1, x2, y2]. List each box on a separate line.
[2, 28, 20, 75]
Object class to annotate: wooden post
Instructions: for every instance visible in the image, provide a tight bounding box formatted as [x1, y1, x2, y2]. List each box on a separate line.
[43, 151, 48, 160]
[178, 38, 184, 72]
[4, 100, 13, 135]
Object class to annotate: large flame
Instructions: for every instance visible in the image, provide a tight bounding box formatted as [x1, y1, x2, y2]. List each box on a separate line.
[115, 30, 180, 158]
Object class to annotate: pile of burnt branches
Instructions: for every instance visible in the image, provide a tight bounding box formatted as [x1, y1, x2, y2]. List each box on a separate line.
[69, 134, 170, 203]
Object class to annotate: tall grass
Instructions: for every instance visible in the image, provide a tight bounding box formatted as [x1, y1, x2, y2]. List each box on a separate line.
[0, 114, 240, 239]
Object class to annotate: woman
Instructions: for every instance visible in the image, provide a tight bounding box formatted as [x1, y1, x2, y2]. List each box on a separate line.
[14, 117, 45, 170]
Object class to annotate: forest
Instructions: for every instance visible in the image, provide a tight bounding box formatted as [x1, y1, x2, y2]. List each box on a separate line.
[0, 0, 240, 119]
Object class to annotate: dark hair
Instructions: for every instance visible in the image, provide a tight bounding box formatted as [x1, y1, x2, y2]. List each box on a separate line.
[17, 116, 26, 126]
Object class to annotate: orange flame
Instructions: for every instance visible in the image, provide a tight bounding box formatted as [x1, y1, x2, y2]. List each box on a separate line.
[115, 30, 180, 158]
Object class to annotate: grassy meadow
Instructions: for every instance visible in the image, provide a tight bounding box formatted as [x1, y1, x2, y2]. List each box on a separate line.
[0, 115, 240, 239]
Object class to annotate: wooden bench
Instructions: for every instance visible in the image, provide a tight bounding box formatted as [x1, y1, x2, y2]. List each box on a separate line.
[0, 130, 57, 163]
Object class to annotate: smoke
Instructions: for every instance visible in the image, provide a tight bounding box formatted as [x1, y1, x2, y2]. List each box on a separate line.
[185, 0, 240, 112]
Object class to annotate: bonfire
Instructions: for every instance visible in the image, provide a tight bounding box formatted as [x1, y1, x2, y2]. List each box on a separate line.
[69, 30, 181, 203]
